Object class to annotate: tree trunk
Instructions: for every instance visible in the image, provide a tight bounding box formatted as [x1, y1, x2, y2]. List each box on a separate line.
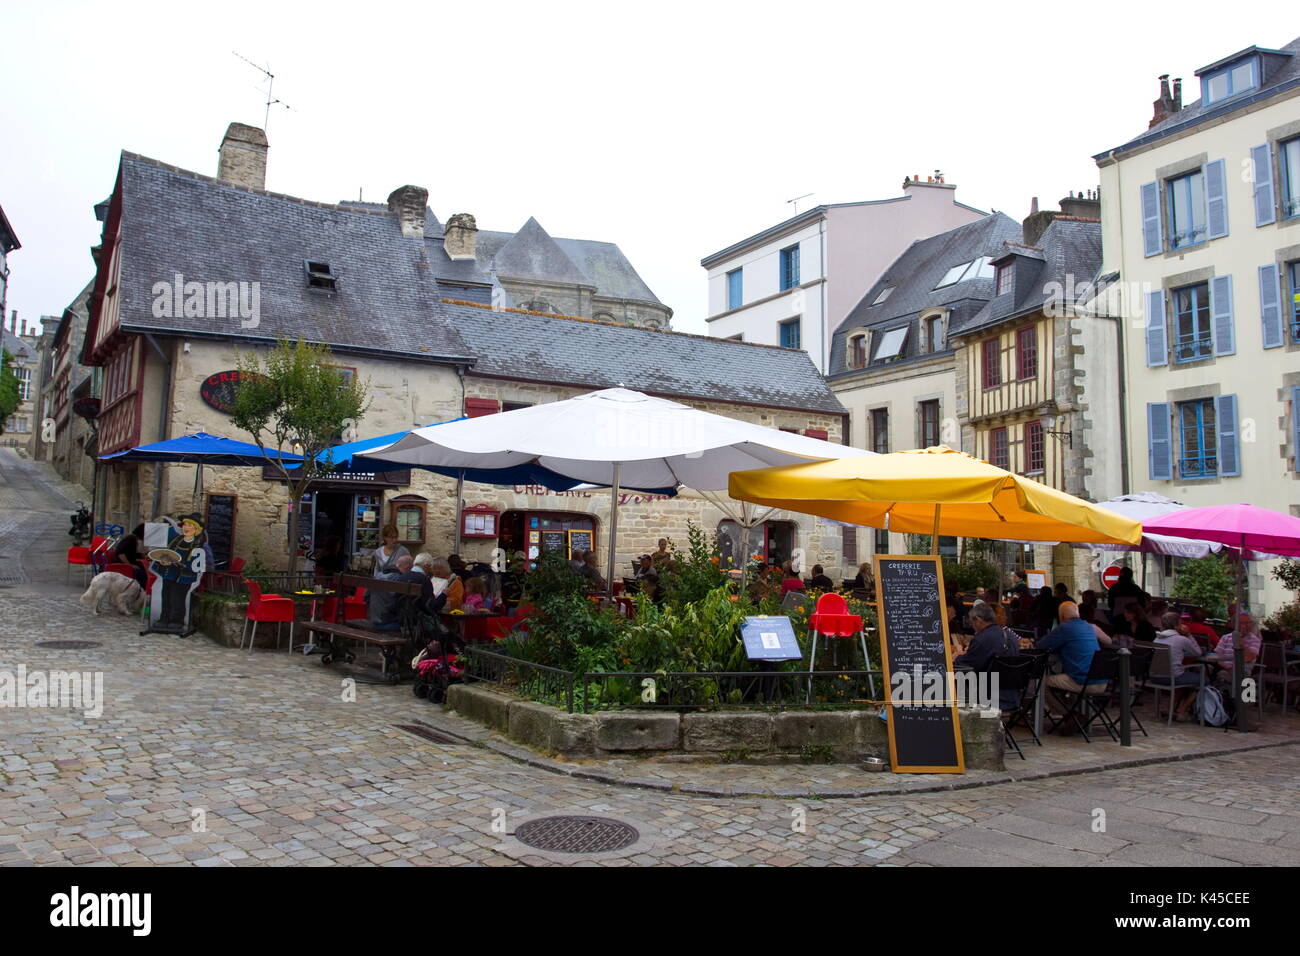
[285, 481, 306, 576]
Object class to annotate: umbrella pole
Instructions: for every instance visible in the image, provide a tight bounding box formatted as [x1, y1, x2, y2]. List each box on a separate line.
[193, 463, 202, 511]
[739, 501, 751, 595]
[454, 470, 464, 557]
[606, 462, 621, 601]
[931, 504, 940, 555]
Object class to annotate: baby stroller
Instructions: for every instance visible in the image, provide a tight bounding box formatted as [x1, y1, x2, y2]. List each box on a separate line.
[411, 643, 465, 704]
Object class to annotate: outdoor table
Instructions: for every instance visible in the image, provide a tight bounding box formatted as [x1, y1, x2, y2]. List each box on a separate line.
[290, 588, 335, 620]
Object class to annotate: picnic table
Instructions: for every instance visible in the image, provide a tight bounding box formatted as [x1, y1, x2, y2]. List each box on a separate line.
[304, 574, 422, 683]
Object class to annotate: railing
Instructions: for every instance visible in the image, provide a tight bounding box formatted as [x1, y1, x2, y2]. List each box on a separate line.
[201, 570, 318, 595]
[463, 646, 882, 714]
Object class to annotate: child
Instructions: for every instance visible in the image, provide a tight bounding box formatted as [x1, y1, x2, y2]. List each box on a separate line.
[462, 575, 493, 613]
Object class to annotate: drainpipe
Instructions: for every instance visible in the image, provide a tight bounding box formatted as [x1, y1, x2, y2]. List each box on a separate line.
[143, 333, 172, 518]
[819, 217, 829, 373]
[1105, 150, 1131, 496]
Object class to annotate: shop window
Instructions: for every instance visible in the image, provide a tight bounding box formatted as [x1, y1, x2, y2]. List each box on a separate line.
[390, 496, 427, 549]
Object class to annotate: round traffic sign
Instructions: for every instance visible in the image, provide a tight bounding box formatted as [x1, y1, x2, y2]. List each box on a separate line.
[1101, 565, 1123, 589]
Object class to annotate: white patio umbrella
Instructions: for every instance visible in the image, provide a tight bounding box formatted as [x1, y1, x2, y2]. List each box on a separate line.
[1073, 493, 1225, 558]
[358, 387, 873, 594]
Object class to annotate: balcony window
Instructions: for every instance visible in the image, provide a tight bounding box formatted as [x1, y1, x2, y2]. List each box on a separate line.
[1282, 136, 1300, 220]
[1172, 282, 1212, 362]
[1167, 170, 1207, 249]
[1178, 398, 1218, 478]
[1289, 261, 1300, 342]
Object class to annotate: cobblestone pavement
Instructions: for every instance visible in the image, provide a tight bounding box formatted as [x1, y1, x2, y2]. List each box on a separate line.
[2, 451, 1299, 866]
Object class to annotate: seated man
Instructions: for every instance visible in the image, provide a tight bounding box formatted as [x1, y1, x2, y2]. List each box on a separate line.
[401, 553, 447, 618]
[1154, 610, 1204, 720]
[1036, 601, 1104, 730]
[1181, 607, 1220, 651]
[953, 603, 1022, 711]
[808, 564, 834, 591]
[577, 549, 606, 588]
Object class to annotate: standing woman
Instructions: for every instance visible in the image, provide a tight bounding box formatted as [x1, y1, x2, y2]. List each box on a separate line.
[371, 524, 410, 577]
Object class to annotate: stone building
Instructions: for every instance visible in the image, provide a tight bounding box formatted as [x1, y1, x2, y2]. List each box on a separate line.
[79, 123, 849, 576]
[36, 282, 97, 489]
[1, 320, 41, 443]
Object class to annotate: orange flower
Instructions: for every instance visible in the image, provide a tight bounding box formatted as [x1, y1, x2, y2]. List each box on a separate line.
[710, 556, 720, 565]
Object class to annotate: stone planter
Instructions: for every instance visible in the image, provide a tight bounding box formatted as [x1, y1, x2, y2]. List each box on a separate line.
[192, 597, 281, 649]
[446, 684, 1005, 769]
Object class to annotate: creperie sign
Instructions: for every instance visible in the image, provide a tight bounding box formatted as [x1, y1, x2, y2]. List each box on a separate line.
[199, 370, 267, 414]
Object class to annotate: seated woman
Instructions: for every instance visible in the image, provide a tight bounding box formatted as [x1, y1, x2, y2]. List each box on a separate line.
[1154, 610, 1205, 720]
[1213, 612, 1262, 687]
[1119, 602, 1156, 645]
[850, 561, 873, 591]
[779, 561, 805, 596]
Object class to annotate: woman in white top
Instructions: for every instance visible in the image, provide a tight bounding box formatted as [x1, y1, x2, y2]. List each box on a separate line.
[371, 524, 410, 577]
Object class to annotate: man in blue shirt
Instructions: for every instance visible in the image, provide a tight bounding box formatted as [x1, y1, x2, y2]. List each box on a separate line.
[1036, 601, 1103, 726]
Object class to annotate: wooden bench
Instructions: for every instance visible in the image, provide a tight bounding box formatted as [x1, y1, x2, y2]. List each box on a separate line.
[305, 574, 425, 683]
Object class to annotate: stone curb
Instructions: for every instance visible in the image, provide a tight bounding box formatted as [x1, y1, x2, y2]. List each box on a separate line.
[417, 709, 1300, 800]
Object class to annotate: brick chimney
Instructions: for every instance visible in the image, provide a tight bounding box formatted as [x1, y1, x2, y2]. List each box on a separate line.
[387, 185, 429, 238]
[1149, 74, 1182, 129]
[1059, 189, 1100, 220]
[217, 122, 269, 190]
[443, 213, 478, 260]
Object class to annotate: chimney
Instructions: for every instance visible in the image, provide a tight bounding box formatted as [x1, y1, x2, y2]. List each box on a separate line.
[386, 185, 429, 238]
[1029, 197, 1039, 215]
[443, 213, 478, 260]
[1149, 74, 1181, 129]
[1059, 190, 1100, 220]
[217, 122, 269, 190]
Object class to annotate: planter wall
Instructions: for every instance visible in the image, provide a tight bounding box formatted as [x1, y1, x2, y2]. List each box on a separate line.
[446, 684, 1005, 770]
[192, 598, 290, 649]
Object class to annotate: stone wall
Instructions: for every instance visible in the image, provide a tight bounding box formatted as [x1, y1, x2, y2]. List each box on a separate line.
[446, 683, 1005, 769]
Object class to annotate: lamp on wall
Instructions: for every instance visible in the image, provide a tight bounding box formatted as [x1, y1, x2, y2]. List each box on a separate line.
[1037, 403, 1072, 448]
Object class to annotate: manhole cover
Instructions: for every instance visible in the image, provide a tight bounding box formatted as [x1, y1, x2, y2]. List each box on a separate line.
[514, 816, 639, 854]
[394, 724, 462, 746]
[35, 640, 102, 650]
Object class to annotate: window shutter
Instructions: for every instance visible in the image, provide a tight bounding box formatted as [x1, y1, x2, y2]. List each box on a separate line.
[1140, 181, 1162, 257]
[1293, 386, 1300, 473]
[1145, 290, 1167, 366]
[1204, 159, 1229, 239]
[1210, 274, 1235, 356]
[803, 428, 828, 441]
[1148, 403, 1172, 481]
[464, 397, 500, 418]
[1251, 144, 1276, 226]
[1259, 263, 1283, 349]
[1215, 394, 1240, 477]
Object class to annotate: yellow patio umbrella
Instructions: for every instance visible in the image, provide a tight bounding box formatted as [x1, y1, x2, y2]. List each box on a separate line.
[728, 446, 1142, 552]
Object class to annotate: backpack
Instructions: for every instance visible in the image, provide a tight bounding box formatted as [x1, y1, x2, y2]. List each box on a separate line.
[1195, 685, 1229, 727]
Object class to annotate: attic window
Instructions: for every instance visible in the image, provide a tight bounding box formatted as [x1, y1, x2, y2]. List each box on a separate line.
[873, 326, 908, 362]
[1202, 57, 1258, 105]
[305, 261, 337, 291]
[933, 256, 994, 289]
[872, 286, 894, 305]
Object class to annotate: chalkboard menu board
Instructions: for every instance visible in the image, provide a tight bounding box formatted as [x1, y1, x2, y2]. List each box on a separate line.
[540, 530, 566, 554]
[205, 493, 238, 571]
[873, 555, 964, 774]
[568, 529, 593, 558]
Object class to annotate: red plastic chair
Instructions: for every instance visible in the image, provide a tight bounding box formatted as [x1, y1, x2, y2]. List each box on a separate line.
[319, 586, 367, 625]
[229, 557, 246, 574]
[806, 592, 873, 702]
[241, 579, 297, 653]
[66, 546, 94, 585]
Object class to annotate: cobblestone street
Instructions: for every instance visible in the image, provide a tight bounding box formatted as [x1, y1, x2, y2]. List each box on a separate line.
[2, 450, 1299, 867]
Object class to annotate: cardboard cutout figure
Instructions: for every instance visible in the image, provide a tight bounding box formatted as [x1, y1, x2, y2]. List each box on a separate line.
[141, 514, 207, 637]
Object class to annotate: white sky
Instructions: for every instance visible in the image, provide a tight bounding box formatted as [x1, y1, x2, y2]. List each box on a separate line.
[1, 0, 1284, 337]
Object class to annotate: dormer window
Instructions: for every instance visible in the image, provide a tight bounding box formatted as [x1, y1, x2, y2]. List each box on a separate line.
[305, 261, 337, 291]
[995, 262, 1013, 296]
[1201, 57, 1258, 105]
[873, 326, 908, 362]
[849, 333, 868, 369]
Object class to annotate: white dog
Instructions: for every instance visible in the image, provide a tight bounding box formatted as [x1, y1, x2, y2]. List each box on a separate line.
[79, 571, 146, 616]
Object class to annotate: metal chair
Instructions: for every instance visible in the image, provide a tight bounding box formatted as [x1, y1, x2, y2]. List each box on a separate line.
[1258, 642, 1300, 714]
[992, 654, 1046, 759]
[1047, 650, 1120, 743]
[1138, 641, 1203, 727]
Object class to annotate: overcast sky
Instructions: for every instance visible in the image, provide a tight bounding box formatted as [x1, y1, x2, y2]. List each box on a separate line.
[2, 1, 1281, 337]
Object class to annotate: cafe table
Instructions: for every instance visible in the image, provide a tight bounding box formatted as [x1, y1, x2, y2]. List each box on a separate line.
[290, 588, 335, 621]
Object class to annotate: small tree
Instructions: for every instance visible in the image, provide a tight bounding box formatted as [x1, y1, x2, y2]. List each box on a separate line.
[1272, 559, 1300, 593]
[230, 338, 370, 573]
[1171, 553, 1236, 617]
[0, 350, 20, 434]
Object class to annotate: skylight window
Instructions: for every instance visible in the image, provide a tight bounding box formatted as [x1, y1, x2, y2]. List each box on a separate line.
[933, 256, 995, 289]
[872, 286, 894, 305]
[873, 326, 908, 361]
[305, 260, 337, 291]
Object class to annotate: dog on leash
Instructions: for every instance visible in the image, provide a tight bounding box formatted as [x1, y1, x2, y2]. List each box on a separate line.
[80, 571, 146, 616]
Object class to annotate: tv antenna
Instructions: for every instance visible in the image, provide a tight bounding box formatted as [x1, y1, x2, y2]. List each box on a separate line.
[232, 51, 294, 130]
[787, 192, 814, 215]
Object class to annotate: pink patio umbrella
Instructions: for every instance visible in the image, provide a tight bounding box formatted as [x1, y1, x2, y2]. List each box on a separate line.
[1141, 504, 1300, 631]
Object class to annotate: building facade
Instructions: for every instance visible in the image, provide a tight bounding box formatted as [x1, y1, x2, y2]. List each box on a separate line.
[700, 176, 987, 373]
[1095, 36, 1300, 612]
[79, 124, 854, 578]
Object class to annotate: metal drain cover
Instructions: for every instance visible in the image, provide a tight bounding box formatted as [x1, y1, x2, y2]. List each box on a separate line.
[35, 640, 102, 650]
[514, 816, 639, 854]
[395, 724, 462, 746]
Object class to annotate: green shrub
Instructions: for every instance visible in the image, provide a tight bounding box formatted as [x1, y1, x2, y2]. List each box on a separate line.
[1172, 554, 1236, 617]
[941, 558, 1000, 592]
[1272, 560, 1300, 593]
[1264, 597, 1300, 637]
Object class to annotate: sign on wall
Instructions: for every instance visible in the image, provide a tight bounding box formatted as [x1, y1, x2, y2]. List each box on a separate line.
[199, 370, 269, 415]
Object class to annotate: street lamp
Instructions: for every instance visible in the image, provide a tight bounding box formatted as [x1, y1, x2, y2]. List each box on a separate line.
[1037, 403, 1072, 448]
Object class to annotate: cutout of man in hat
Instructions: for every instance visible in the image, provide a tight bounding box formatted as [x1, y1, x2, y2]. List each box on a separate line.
[156, 513, 207, 634]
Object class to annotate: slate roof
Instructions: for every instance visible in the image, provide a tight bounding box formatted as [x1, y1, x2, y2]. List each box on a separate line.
[959, 218, 1102, 336]
[1, 330, 35, 362]
[441, 299, 845, 415]
[0, 203, 18, 253]
[1095, 35, 1300, 160]
[86, 152, 837, 414]
[474, 221, 665, 305]
[826, 213, 1023, 377]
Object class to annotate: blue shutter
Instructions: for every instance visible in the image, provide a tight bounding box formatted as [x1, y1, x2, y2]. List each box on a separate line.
[1145, 289, 1167, 366]
[1251, 144, 1276, 226]
[1259, 264, 1283, 349]
[1148, 402, 1172, 481]
[1293, 386, 1300, 473]
[1215, 394, 1240, 477]
[1210, 274, 1235, 356]
[1140, 181, 1162, 257]
[1204, 159, 1229, 239]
